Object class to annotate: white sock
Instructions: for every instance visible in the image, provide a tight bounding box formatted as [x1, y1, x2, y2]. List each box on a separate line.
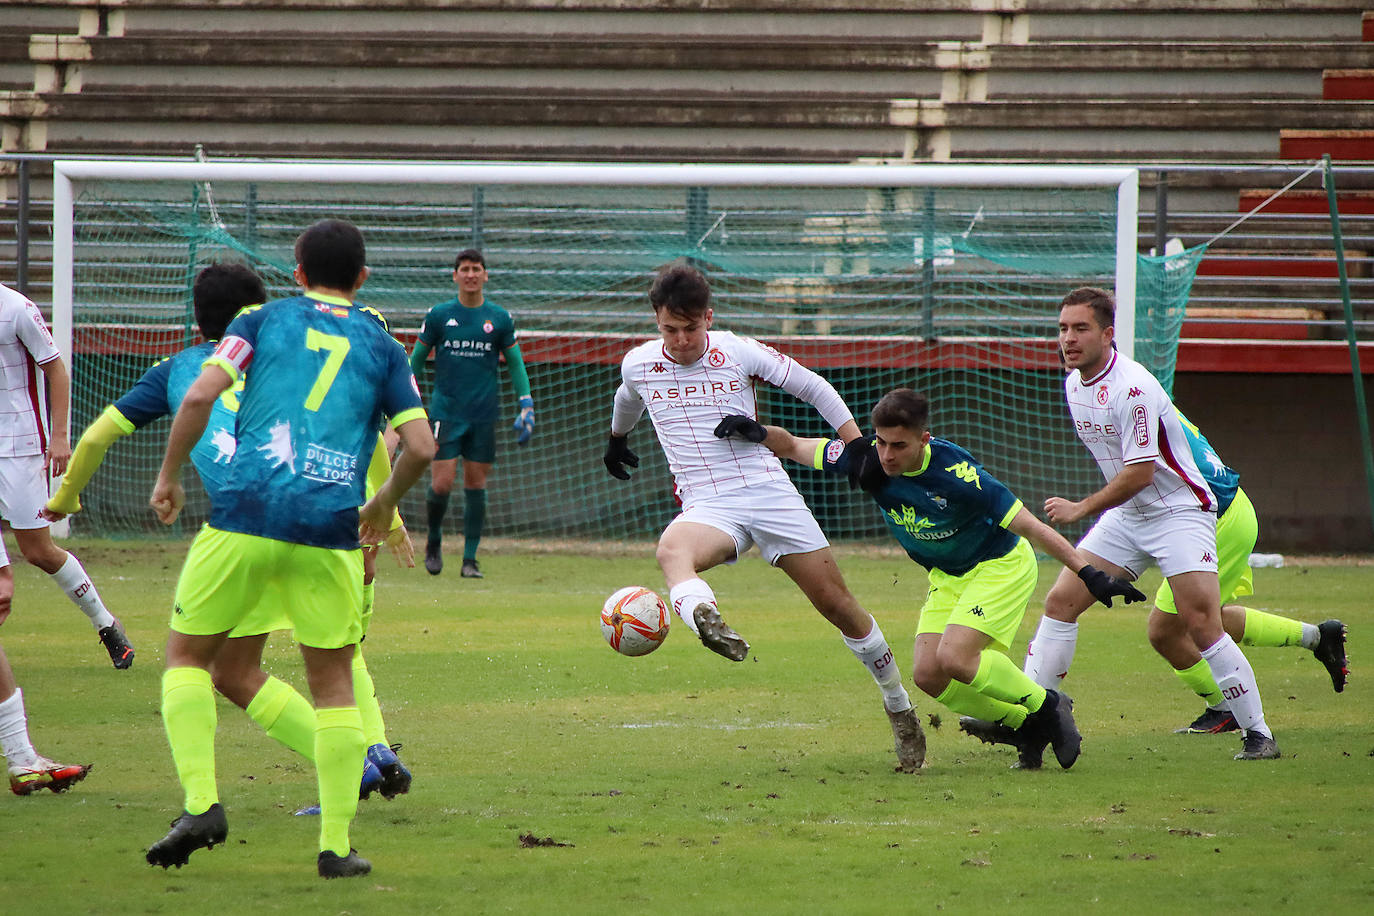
[51, 553, 114, 630]
[842, 616, 911, 713]
[1200, 633, 1269, 735]
[1023, 616, 1078, 689]
[1299, 622, 1320, 649]
[668, 578, 716, 638]
[0, 688, 38, 768]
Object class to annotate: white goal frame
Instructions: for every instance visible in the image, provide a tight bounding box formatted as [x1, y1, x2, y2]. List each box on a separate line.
[51, 159, 1140, 368]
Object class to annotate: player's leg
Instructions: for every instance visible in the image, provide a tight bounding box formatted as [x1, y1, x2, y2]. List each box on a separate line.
[424, 418, 461, 575]
[656, 518, 745, 660]
[356, 547, 409, 798]
[289, 545, 370, 878]
[459, 443, 492, 578]
[8, 475, 132, 668]
[0, 641, 92, 794]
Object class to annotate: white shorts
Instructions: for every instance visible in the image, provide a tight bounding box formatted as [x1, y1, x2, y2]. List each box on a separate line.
[1077, 506, 1218, 579]
[0, 454, 50, 531]
[670, 479, 829, 566]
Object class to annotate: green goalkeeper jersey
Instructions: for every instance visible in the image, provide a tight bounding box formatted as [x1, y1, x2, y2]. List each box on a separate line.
[416, 297, 517, 424]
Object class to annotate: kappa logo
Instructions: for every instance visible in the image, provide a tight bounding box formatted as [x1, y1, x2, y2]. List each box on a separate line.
[706, 348, 726, 368]
[1127, 387, 1143, 398]
[446, 318, 459, 327]
[1202, 551, 1215, 563]
[944, 461, 982, 489]
[969, 605, 985, 617]
[650, 363, 667, 373]
[1096, 386, 1109, 405]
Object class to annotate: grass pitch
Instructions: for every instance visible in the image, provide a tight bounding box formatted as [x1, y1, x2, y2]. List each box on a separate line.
[4, 540, 1370, 914]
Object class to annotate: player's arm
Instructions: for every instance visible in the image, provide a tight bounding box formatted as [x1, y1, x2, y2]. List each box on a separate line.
[745, 341, 860, 443]
[43, 407, 133, 519]
[364, 431, 412, 566]
[1044, 461, 1155, 526]
[37, 356, 72, 476]
[604, 380, 645, 480]
[1006, 506, 1146, 607]
[504, 342, 535, 445]
[361, 416, 436, 544]
[151, 364, 233, 524]
[407, 340, 431, 378]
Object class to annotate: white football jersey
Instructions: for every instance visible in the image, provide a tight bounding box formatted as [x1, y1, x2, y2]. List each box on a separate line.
[0, 284, 60, 458]
[614, 330, 852, 506]
[1065, 348, 1216, 518]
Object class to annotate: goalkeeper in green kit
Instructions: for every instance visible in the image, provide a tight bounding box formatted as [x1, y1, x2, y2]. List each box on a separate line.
[409, 249, 535, 579]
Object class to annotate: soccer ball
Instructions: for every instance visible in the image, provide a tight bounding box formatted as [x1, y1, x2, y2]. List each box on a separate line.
[600, 586, 670, 656]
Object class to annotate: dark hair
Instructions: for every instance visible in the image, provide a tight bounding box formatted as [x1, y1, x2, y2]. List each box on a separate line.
[294, 219, 366, 291]
[871, 387, 930, 432]
[193, 262, 265, 341]
[1061, 286, 1115, 330]
[649, 263, 711, 317]
[454, 248, 485, 270]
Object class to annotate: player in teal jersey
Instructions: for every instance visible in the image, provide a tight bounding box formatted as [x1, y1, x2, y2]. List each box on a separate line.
[144, 221, 436, 879]
[716, 388, 1145, 769]
[1143, 411, 1347, 733]
[409, 249, 534, 579]
[43, 262, 418, 804]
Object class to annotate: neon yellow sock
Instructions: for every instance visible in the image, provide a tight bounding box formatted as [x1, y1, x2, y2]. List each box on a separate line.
[315, 706, 365, 856]
[935, 680, 1028, 729]
[1174, 659, 1224, 706]
[245, 676, 316, 761]
[360, 582, 375, 639]
[970, 651, 1048, 713]
[1240, 607, 1305, 648]
[353, 648, 388, 749]
[161, 666, 218, 815]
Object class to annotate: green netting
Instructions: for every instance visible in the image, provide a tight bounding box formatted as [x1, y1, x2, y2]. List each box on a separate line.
[63, 177, 1191, 544]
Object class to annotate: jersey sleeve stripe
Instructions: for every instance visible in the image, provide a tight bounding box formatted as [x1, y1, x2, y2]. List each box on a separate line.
[202, 355, 243, 383]
[997, 499, 1024, 528]
[389, 406, 428, 429]
[1158, 423, 1213, 511]
[105, 404, 138, 435]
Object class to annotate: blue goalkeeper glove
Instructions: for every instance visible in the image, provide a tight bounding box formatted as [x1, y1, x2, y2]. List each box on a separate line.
[1077, 565, 1147, 608]
[513, 395, 535, 446]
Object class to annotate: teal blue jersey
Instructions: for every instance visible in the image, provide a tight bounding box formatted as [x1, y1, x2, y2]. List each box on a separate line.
[817, 436, 1023, 576]
[416, 298, 516, 424]
[115, 341, 238, 497]
[1176, 410, 1239, 516]
[206, 292, 425, 549]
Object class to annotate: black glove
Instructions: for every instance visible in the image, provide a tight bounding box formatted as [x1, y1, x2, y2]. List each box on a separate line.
[841, 437, 888, 495]
[603, 434, 639, 481]
[713, 414, 767, 444]
[1078, 564, 1147, 608]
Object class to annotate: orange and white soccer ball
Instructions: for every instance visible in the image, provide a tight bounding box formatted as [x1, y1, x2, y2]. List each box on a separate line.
[600, 586, 671, 656]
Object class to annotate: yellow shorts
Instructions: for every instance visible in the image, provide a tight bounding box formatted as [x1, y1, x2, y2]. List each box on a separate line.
[1155, 488, 1257, 614]
[918, 538, 1038, 651]
[171, 526, 364, 649]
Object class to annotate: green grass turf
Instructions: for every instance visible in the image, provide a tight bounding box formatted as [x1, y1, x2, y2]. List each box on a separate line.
[3, 540, 1370, 914]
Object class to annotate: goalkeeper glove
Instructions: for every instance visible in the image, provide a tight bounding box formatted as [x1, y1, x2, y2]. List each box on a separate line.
[1077, 565, 1147, 608]
[603, 434, 639, 480]
[513, 395, 535, 446]
[841, 437, 888, 495]
[713, 414, 767, 444]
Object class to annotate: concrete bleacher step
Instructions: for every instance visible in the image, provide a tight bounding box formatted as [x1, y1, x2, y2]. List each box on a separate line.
[1182, 307, 1326, 340]
[1323, 68, 1374, 99]
[1365, 11, 1374, 40]
[1279, 129, 1374, 160]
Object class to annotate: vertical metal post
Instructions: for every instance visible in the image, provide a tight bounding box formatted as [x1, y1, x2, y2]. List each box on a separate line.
[920, 188, 936, 340]
[16, 159, 29, 295]
[471, 186, 485, 250]
[243, 182, 258, 254]
[1153, 170, 1168, 257]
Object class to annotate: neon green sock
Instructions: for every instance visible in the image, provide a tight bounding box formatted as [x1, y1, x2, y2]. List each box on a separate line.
[462, 488, 486, 562]
[161, 666, 218, 815]
[315, 706, 365, 856]
[353, 648, 388, 749]
[970, 651, 1048, 713]
[935, 680, 1028, 729]
[1174, 659, 1224, 706]
[360, 581, 375, 639]
[1240, 607, 1305, 648]
[245, 676, 316, 762]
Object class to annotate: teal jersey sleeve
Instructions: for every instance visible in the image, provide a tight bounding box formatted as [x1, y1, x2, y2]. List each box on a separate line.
[208, 293, 425, 549]
[1175, 410, 1240, 516]
[822, 436, 1021, 576]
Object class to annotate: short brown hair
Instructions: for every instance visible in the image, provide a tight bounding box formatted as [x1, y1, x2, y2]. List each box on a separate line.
[649, 263, 710, 318]
[871, 388, 930, 432]
[1062, 286, 1115, 330]
[454, 248, 485, 270]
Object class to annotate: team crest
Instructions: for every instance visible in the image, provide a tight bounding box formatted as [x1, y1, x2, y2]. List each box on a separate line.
[1096, 386, 1109, 405]
[825, 440, 844, 463]
[706, 348, 726, 368]
[483, 320, 494, 334]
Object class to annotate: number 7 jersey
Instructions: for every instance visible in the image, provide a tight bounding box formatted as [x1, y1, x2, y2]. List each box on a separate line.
[205, 291, 426, 549]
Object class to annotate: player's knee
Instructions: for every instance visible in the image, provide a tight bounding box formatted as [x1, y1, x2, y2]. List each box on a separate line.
[911, 663, 947, 698]
[1043, 583, 1087, 622]
[933, 642, 978, 685]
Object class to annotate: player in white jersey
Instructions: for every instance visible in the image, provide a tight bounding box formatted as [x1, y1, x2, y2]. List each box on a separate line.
[1022, 287, 1277, 760]
[0, 284, 131, 670]
[603, 264, 926, 772]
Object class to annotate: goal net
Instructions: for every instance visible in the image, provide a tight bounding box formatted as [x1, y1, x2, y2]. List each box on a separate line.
[52, 161, 1180, 544]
